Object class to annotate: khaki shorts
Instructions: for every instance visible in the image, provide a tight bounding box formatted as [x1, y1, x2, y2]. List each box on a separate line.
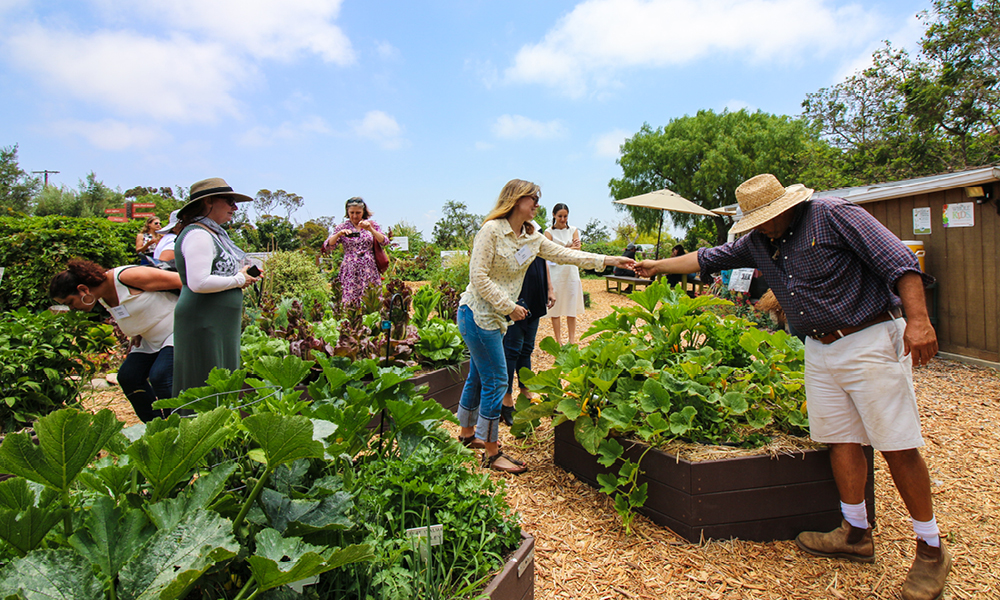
[804, 318, 924, 452]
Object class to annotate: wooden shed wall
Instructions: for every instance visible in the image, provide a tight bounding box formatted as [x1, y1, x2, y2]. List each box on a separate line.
[862, 182, 1000, 362]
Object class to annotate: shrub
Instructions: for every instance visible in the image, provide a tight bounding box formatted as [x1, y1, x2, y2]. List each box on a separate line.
[0, 216, 139, 311]
[0, 308, 117, 433]
[434, 252, 469, 293]
[259, 250, 330, 302]
[390, 242, 442, 281]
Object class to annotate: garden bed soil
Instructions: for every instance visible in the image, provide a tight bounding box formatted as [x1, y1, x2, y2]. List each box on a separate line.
[86, 279, 1000, 598]
[553, 421, 875, 543]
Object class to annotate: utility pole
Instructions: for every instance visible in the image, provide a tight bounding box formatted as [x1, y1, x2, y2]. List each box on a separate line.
[31, 170, 60, 187]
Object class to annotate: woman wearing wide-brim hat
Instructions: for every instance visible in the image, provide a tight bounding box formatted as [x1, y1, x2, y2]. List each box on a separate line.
[172, 177, 261, 396]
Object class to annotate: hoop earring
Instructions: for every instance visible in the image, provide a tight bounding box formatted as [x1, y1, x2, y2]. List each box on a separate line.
[81, 293, 96, 307]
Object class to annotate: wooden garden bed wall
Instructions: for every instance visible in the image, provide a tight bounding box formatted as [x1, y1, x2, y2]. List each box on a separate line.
[483, 533, 535, 600]
[554, 423, 875, 543]
[410, 360, 469, 413]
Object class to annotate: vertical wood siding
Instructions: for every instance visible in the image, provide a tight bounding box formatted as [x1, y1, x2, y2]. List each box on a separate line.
[859, 182, 999, 362]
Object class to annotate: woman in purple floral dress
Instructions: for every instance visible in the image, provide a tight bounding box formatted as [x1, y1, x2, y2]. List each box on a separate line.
[323, 197, 387, 305]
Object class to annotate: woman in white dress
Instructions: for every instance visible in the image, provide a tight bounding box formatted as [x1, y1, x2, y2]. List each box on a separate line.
[544, 203, 585, 345]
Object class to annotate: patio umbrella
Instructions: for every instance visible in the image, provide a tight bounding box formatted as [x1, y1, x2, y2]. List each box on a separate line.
[613, 189, 717, 259]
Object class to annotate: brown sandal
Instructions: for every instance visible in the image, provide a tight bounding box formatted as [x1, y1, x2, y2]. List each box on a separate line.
[458, 435, 486, 450]
[483, 451, 528, 474]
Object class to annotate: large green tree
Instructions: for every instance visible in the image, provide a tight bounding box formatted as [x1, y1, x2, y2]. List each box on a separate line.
[432, 200, 481, 249]
[609, 109, 834, 244]
[802, 0, 1000, 183]
[254, 189, 304, 221]
[905, 0, 1000, 167]
[0, 145, 41, 215]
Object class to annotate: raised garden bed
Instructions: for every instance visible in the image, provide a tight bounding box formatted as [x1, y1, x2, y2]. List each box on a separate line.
[483, 532, 535, 600]
[410, 360, 469, 413]
[554, 422, 875, 543]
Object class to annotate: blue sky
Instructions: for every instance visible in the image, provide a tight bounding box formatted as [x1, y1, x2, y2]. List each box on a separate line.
[1, 0, 929, 237]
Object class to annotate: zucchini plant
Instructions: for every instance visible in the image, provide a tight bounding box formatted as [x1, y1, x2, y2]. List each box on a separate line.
[0, 353, 520, 599]
[517, 280, 809, 532]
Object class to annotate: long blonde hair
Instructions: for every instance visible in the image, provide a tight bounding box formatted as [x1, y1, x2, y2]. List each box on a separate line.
[482, 179, 540, 235]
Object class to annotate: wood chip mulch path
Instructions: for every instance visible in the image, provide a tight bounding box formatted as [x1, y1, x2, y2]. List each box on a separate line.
[84, 278, 1000, 599]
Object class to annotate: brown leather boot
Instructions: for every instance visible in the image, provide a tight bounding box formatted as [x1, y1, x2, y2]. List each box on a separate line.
[901, 539, 951, 600]
[795, 520, 875, 563]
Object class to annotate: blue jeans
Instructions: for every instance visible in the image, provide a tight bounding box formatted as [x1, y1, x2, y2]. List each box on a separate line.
[117, 347, 173, 422]
[503, 317, 539, 394]
[456, 305, 506, 443]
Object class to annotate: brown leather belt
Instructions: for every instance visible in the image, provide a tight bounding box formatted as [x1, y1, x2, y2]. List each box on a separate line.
[810, 307, 903, 344]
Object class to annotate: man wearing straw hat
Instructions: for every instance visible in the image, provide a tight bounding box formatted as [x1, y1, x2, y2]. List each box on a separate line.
[635, 174, 949, 600]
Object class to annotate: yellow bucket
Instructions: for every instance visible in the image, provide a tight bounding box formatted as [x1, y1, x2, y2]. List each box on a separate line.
[901, 240, 926, 271]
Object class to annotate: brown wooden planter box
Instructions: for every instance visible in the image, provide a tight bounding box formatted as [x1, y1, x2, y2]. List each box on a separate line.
[554, 422, 875, 543]
[410, 360, 470, 413]
[481, 532, 534, 600]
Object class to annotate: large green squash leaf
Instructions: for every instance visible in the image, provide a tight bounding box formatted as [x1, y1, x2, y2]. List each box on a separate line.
[0, 478, 65, 556]
[243, 414, 325, 468]
[152, 369, 247, 412]
[0, 548, 104, 600]
[145, 463, 237, 531]
[259, 489, 354, 536]
[252, 355, 314, 390]
[69, 496, 155, 582]
[117, 509, 238, 600]
[247, 528, 372, 592]
[0, 408, 121, 493]
[126, 408, 233, 501]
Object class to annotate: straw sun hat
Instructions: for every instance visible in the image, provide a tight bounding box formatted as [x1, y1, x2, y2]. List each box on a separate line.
[730, 174, 814, 235]
[177, 177, 253, 218]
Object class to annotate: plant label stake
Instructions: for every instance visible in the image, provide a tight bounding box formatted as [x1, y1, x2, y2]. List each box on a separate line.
[405, 524, 443, 562]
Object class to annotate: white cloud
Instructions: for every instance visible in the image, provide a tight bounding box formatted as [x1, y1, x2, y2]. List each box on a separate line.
[504, 0, 881, 96]
[6, 25, 252, 122]
[352, 110, 406, 149]
[237, 115, 331, 147]
[492, 115, 567, 140]
[53, 119, 170, 150]
[592, 128, 630, 158]
[106, 0, 355, 64]
[831, 12, 924, 83]
[1, 1, 354, 126]
[375, 40, 400, 60]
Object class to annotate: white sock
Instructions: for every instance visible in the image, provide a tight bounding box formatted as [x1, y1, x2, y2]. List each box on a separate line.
[912, 516, 941, 547]
[841, 501, 869, 530]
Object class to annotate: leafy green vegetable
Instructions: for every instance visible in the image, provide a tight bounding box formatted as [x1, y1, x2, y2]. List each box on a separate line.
[0, 478, 66, 556]
[0, 408, 121, 494]
[126, 407, 233, 501]
[116, 509, 238, 600]
[247, 529, 373, 594]
[0, 548, 104, 600]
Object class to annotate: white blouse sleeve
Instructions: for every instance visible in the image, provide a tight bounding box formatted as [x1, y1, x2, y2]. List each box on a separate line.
[180, 229, 246, 293]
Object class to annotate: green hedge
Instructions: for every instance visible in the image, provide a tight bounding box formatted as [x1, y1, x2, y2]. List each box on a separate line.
[0, 216, 140, 311]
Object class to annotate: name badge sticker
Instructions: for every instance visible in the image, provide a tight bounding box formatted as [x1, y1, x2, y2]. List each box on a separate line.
[109, 305, 131, 320]
[514, 245, 531, 266]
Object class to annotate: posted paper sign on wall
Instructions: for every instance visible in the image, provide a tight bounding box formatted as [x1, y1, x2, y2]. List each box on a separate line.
[913, 207, 931, 235]
[943, 202, 974, 228]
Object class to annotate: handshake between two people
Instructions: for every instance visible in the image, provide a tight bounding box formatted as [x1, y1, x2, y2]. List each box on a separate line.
[632, 252, 701, 279]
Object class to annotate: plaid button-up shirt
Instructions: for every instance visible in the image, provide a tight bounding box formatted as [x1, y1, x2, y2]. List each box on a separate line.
[698, 197, 935, 337]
